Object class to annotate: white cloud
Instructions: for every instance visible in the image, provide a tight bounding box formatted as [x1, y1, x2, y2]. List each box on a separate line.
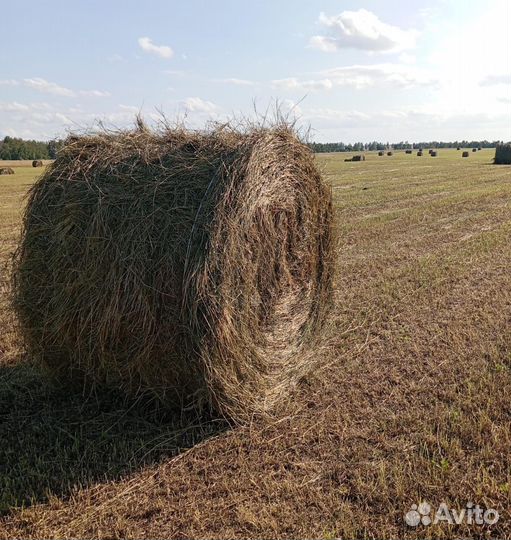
[181, 97, 218, 113]
[79, 89, 111, 97]
[119, 104, 140, 112]
[220, 78, 255, 86]
[310, 9, 418, 53]
[138, 37, 174, 59]
[21, 78, 109, 98]
[480, 74, 511, 87]
[322, 64, 437, 89]
[0, 101, 30, 112]
[272, 77, 333, 91]
[23, 77, 75, 97]
[273, 64, 437, 92]
[0, 79, 19, 86]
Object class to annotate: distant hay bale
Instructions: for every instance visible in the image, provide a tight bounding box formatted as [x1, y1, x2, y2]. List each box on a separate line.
[456, 147, 461, 150]
[494, 143, 511, 164]
[32, 160, 43, 168]
[462, 151, 469, 158]
[405, 150, 412, 154]
[0, 167, 15, 175]
[344, 158, 351, 162]
[387, 151, 393, 156]
[430, 151, 438, 157]
[351, 155, 365, 161]
[378, 151, 384, 156]
[472, 148, 477, 152]
[12, 123, 335, 421]
[478, 147, 482, 151]
[417, 151, 423, 156]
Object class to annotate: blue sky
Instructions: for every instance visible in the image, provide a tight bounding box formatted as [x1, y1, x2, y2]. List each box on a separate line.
[1, 0, 510, 142]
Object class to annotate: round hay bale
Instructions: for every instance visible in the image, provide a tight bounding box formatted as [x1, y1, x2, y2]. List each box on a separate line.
[405, 150, 412, 154]
[387, 151, 393, 156]
[32, 160, 43, 168]
[456, 147, 461, 150]
[0, 167, 15, 175]
[13, 124, 335, 421]
[472, 148, 477, 152]
[378, 151, 384, 156]
[430, 150, 438, 157]
[417, 151, 423, 156]
[462, 151, 469, 158]
[478, 147, 482, 151]
[351, 154, 365, 162]
[494, 143, 511, 164]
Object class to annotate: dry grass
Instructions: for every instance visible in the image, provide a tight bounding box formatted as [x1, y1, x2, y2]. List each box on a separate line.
[12, 124, 334, 422]
[1, 148, 511, 539]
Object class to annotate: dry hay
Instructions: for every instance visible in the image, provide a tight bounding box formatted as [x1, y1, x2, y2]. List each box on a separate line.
[351, 155, 365, 162]
[494, 143, 511, 164]
[430, 150, 438, 157]
[32, 160, 43, 167]
[378, 151, 384, 156]
[457, 147, 461, 150]
[387, 151, 393, 156]
[405, 150, 412, 154]
[472, 148, 477, 152]
[462, 151, 469, 158]
[0, 167, 15, 175]
[417, 151, 423, 156]
[12, 122, 335, 422]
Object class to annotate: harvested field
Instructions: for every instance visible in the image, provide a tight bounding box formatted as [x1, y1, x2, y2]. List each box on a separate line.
[1, 147, 511, 539]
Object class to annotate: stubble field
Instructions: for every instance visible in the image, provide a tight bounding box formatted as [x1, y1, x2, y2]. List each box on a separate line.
[1, 148, 510, 539]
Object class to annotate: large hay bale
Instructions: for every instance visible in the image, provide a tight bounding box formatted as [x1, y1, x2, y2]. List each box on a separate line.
[351, 154, 365, 161]
[32, 160, 43, 168]
[494, 143, 511, 164]
[405, 150, 412, 154]
[387, 151, 393, 156]
[0, 167, 15, 175]
[13, 124, 335, 421]
[378, 151, 384, 156]
[472, 148, 477, 152]
[462, 151, 469, 158]
[430, 151, 438, 157]
[417, 151, 423, 156]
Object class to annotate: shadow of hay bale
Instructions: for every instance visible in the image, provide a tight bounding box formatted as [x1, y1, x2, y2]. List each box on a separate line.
[0, 359, 226, 514]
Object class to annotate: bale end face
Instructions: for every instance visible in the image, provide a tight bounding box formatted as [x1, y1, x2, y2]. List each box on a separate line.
[32, 160, 43, 168]
[13, 125, 335, 422]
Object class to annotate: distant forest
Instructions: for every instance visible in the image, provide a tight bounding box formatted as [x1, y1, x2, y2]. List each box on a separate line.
[309, 140, 503, 153]
[0, 135, 503, 159]
[0, 136, 65, 160]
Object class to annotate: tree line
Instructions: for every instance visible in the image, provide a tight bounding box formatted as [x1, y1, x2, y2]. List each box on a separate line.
[309, 140, 503, 153]
[0, 135, 504, 159]
[0, 136, 64, 160]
